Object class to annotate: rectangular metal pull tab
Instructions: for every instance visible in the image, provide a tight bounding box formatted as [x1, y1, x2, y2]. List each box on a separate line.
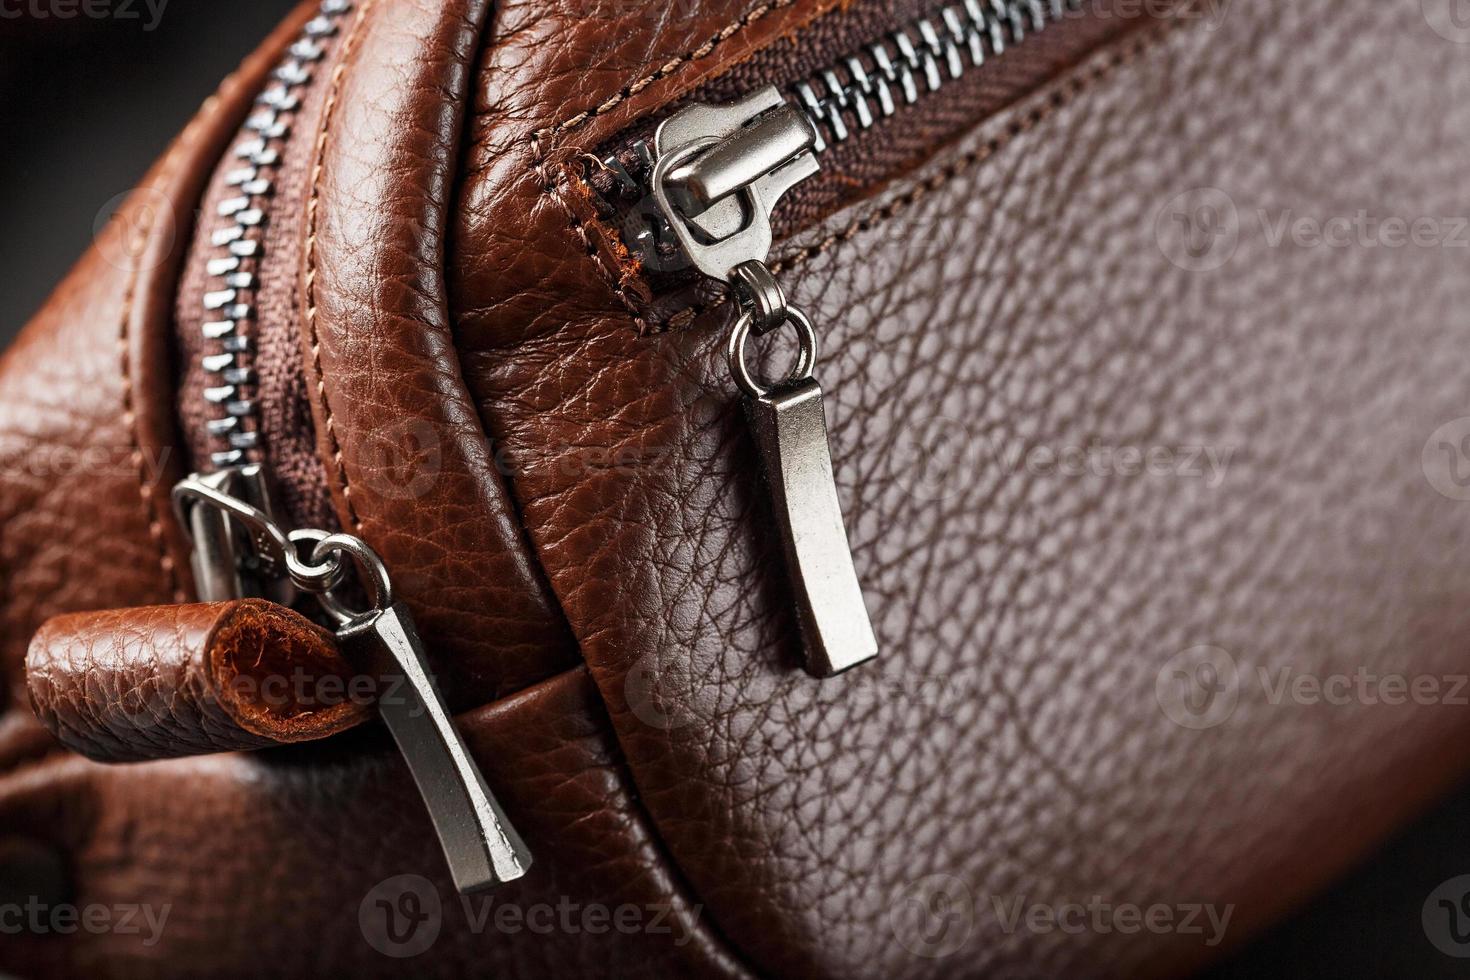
[337, 602, 532, 892]
[746, 378, 878, 677]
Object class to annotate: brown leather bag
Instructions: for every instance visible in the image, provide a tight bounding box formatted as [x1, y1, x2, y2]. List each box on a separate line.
[5, 0, 1470, 975]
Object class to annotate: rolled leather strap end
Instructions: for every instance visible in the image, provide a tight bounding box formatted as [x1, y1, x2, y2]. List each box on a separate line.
[25, 600, 371, 763]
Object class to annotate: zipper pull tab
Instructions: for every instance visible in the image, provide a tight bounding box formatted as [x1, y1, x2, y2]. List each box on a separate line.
[727, 262, 878, 677]
[645, 88, 878, 677]
[171, 476, 532, 890]
[311, 534, 532, 891]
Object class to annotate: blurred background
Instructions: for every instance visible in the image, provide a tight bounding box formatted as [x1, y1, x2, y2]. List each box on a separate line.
[0, 0, 297, 344]
[1, 1, 1469, 975]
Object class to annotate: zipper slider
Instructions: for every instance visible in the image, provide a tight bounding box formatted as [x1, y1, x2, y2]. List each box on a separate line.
[645, 88, 878, 677]
[172, 474, 532, 891]
[647, 86, 818, 283]
[176, 464, 296, 604]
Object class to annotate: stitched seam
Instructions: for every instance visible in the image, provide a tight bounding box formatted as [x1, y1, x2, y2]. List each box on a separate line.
[539, 0, 807, 140]
[531, 0, 829, 325]
[534, 142, 651, 332]
[303, 0, 377, 532]
[638, 19, 1188, 334]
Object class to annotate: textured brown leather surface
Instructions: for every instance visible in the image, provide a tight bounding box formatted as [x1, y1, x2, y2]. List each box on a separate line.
[0, 4, 314, 774]
[289, 0, 580, 704]
[453, 1, 1470, 976]
[6, 0, 1470, 976]
[27, 601, 369, 762]
[0, 668, 747, 978]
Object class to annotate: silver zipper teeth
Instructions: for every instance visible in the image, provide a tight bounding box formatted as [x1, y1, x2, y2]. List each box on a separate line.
[789, 0, 1084, 152]
[199, 0, 353, 469]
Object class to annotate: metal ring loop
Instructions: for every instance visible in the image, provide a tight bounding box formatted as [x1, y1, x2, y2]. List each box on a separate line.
[727, 305, 818, 400]
[730, 260, 787, 334]
[284, 528, 345, 595]
[309, 533, 395, 626]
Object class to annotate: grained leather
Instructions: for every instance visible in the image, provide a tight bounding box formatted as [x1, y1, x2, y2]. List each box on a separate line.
[293, 0, 580, 704]
[0, 1, 774, 975]
[27, 601, 369, 762]
[0, 3, 319, 775]
[6, 0, 1470, 976]
[453, 1, 1470, 976]
[0, 668, 748, 979]
[453, 0, 851, 347]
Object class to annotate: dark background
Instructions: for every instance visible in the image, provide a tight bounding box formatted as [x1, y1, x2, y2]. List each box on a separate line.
[0, 0, 298, 341]
[2, 3, 1469, 976]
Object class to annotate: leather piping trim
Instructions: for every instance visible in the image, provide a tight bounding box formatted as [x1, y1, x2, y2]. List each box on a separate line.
[450, 10, 768, 975]
[118, 98, 228, 606]
[303, 0, 377, 532]
[298, 0, 583, 700]
[119, 210, 185, 603]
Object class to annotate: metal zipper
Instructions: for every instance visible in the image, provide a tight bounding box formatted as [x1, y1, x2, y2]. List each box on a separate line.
[180, 0, 353, 605]
[172, 0, 532, 893]
[793, 0, 1082, 152]
[201, 0, 352, 472]
[627, 1, 1081, 676]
